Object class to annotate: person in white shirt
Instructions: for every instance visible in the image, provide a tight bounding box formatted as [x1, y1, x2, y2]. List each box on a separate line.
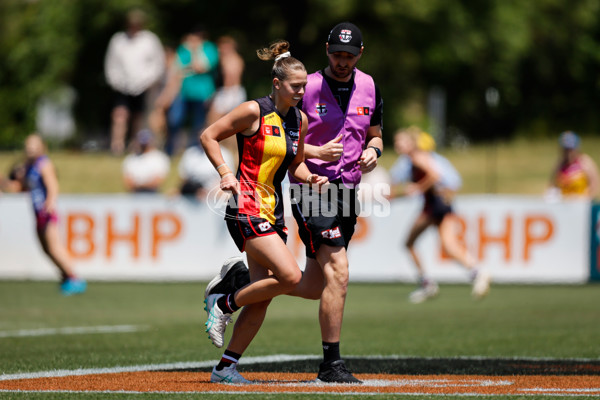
[104, 9, 165, 155]
[178, 144, 234, 201]
[122, 129, 170, 193]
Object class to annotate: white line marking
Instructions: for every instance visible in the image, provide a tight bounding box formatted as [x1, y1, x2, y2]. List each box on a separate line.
[0, 325, 149, 338]
[0, 354, 320, 381]
[521, 388, 600, 393]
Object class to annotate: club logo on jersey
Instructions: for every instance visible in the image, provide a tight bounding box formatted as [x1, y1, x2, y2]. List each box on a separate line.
[316, 103, 328, 116]
[321, 226, 341, 239]
[339, 29, 352, 43]
[292, 140, 299, 155]
[357, 107, 370, 115]
[258, 221, 271, 232]
[288, 129, 299, 139]
[263, 125, 281, 137]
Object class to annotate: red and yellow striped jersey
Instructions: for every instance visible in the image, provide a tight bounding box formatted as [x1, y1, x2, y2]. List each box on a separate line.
[227, 96, 301, 224]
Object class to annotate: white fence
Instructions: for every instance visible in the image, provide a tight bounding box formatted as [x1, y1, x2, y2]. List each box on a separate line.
[0, 193, 590, 283]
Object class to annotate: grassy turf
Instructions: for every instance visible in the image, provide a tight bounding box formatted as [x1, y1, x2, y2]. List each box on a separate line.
[3, 135, 600, 195]
[0, 281, 598, 399]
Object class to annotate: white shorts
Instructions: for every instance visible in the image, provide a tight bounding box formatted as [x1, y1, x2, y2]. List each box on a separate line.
[211, 85, 247, 114]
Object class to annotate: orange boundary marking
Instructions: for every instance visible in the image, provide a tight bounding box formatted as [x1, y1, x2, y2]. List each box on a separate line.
[1, 372, 600, 395]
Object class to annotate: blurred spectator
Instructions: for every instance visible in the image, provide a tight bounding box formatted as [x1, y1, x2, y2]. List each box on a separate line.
[390, 127, 489, 303]
[177, 143, 234, 201]
[547, 131, 600, 200]
[122, 129, 170, 193]
[205, 35, 246, 160]
[104, 8, 165, 155]
[7, 134, 87, 295]
[206, 35, 246, 125]
[154, 25, 219, 156]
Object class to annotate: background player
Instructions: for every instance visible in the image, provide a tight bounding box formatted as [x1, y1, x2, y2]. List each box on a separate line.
[390, 127, 490, 303]
[19, 134, 87, 295]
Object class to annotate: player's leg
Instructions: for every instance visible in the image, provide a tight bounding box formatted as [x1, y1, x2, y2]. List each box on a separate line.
[438, 213, 474, 268]
[311, 244, 361, 383]
[405, 212, 433, 275]
[39, 221, 86, 295]
[405, 213, 438, 303]
[210, 255, 271, 384]
[314, 244, 347, 343]
[205, 234, 301, 347]
[438, 214, 491, 299]
[287, 257, 325, 300]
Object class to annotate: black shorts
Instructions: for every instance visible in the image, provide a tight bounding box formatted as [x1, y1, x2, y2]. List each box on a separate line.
[424, 193, 453, 224]
[290, 182, 359, 259]
[226, 213, 288, 252]
[113, 90, 146, 114]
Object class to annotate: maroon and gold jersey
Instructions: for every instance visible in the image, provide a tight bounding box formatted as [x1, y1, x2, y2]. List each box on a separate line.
[557, 156, 589, 195]
[226, 96, 301, 225]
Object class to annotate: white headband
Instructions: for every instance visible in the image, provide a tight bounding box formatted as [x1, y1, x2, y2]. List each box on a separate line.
[274, 51, 291, 62]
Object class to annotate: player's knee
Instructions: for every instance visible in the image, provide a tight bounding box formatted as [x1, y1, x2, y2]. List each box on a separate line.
[279, 269, 302, 292]
[325, 261, 349, 291]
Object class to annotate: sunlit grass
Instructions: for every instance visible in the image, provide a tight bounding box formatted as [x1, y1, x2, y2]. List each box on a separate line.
[2, 135, 600, 194]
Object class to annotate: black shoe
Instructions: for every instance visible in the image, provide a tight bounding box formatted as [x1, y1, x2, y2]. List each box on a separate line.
[204, 256, 250, 298]
[316, 360, 362, 384]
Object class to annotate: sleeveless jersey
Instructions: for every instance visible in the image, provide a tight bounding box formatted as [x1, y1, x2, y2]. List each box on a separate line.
[557, 157, 589, 195]
[228, 96, 301, 224]
[299, 69, 376, 186]
[25, 156, 49, 214]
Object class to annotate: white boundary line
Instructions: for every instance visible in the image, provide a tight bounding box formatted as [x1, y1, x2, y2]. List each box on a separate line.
[0, 325, 149, 338]
[0, 354, 321, 381]
[2, 354, 599, 381]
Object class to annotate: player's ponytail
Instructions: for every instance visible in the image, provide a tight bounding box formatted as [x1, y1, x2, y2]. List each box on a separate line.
[256, 40, 305, 81]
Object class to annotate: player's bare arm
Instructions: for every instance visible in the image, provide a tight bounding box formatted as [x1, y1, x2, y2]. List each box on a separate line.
[201, 101, 261, 195]
[289, 112, 328, 189]
[304, 134, 343, 161]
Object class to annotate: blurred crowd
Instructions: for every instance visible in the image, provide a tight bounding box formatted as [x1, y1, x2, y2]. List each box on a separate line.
[2, 9, 599, 204]
[103, 9, 244, 198]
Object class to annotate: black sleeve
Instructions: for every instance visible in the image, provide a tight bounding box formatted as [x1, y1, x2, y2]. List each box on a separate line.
[370, 84, 383, 128]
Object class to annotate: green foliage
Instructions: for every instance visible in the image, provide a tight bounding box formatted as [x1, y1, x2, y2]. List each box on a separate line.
[2, 0, 600, 148]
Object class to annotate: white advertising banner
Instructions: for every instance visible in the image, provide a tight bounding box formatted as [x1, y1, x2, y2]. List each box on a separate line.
[0, 193, 590, 283]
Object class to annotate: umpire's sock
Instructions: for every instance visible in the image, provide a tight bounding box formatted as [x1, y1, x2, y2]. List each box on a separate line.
[322, 341, 341, 364]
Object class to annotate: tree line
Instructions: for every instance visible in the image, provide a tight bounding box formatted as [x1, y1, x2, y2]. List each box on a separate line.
[1, 0, 600, 148]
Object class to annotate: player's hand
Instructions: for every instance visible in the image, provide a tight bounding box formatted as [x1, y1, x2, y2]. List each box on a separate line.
[220, 174, 240, 195]
[358, 147, 378, 173]
[319, 134, 343, 162]
[43, 199, 56, 214]
[309, 175, 329, 193]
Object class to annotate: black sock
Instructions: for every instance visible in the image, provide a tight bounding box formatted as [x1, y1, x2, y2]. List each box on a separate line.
[322, 341, 341, 364]
[216, 293, 240, 313]
[216, 350, 242, 371]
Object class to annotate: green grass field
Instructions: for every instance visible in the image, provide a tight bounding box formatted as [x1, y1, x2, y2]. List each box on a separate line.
[1, 281, 599, 399]
[3, 135, 600, 195]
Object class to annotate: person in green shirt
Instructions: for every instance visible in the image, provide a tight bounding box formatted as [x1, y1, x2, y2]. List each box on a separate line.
[155, 25, 218, 156]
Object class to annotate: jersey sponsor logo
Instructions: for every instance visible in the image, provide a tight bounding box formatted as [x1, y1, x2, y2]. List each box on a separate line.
[263, 125, 281, 137]
[339, 29, 352, 43]
[321, 226, 341, 239]
[357, 107, 370, 115]
[258, 221, 271, 232]
[316, 103, 328, 116]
